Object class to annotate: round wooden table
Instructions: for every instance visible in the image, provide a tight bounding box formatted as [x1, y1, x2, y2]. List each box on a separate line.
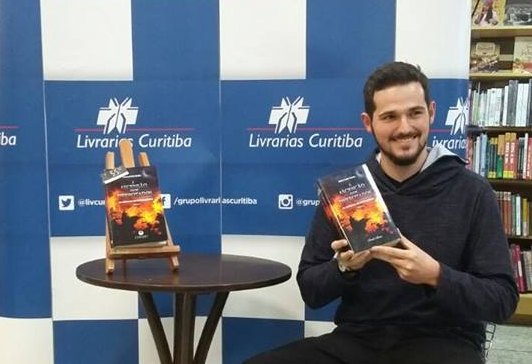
[76, 253, 292, 364]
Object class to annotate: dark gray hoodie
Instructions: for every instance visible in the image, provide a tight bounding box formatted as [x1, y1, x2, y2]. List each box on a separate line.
[298, 145, 519, 350]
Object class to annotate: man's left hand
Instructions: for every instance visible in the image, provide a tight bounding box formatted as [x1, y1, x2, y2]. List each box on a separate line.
[370, 234, 441, 287]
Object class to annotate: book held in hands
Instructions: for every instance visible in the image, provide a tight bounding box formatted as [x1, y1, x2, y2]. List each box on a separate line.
[317, 164, 401, 252]
[104, 166, 168, 248]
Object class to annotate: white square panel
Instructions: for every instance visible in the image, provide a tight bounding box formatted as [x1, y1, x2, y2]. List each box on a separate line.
[40, 0, 133, 80]
[50, 236, 138, 320]
[138, 316, 222, 364]
[0, 317, 53, 364]
[395, 0, 471, 79]
[220, 0, 306, 80]
[221, 234, 305, 320]
[304, 320, 336, 338]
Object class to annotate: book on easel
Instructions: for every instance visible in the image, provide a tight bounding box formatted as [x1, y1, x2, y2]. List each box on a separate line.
[102, 139, 179, 274]
[104, 166, 168, 248]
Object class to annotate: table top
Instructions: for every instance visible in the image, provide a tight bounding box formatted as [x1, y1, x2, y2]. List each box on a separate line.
[76, 253, 292, 294]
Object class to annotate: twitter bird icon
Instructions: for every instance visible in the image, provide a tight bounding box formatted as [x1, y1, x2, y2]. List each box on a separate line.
[58, 195, 75, 211]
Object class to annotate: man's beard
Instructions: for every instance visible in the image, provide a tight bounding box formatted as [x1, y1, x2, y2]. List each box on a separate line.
[373, 133, 427, 166]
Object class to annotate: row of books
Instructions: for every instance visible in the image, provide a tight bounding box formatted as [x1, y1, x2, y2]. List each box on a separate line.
[470, 38, 532, 73]
[496, 191, 532, 236]
[466, 133, 532, 180]
[468, 81, 532, 127]
[472, 0, 532, 27]
[510, 244, 532, 293]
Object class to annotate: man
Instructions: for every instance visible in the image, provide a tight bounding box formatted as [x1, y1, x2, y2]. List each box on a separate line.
[244, 62, 518, 364]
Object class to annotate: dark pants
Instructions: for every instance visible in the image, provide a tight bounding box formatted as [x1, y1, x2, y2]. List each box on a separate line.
[243, 325, 484, 364]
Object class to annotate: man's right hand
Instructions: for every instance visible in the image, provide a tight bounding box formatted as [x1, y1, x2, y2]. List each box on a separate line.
[331, 239, 372, 271]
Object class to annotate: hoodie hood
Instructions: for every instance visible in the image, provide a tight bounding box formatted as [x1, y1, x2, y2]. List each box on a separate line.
[366, 144, 467, 197]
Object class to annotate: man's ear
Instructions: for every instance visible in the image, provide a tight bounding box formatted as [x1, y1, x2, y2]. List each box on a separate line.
[429, 101, 436, 125]
[361, 112, 373, 133]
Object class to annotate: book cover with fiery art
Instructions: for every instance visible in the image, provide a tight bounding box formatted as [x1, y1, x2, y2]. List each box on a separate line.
[104, 166, 168, 247]
[317, 164, 400, 252]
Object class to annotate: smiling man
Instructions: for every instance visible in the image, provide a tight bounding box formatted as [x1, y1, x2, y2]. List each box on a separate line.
[243, 62, 518, 364]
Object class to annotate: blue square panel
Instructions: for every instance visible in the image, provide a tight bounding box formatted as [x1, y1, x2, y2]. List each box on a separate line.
[222, 317, 304, 364]
[131, 0, 219, 80]
[54, 320, 138, 364]
[307, 0, 396, 79]
[45, 80, 221, 238]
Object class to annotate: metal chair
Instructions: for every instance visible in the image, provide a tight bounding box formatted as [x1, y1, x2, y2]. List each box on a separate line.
[482, 322, 496, 363]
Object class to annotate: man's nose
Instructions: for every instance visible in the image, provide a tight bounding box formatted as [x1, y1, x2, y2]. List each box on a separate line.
[396, 114, 412, 131]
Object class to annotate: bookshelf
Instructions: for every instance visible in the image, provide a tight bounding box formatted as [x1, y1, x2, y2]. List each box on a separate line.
[472, 25, 532, 39]
[470, 71, 532, 81]
[469, 25, 532, 324]
[509, 293, 532, 324]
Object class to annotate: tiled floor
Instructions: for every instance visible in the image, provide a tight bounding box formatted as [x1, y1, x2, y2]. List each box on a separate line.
[486, 325, 532, 364]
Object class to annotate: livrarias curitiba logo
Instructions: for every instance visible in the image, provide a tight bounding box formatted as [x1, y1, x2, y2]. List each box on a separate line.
[0, 125, 18, 147]
[248, 97, 363, 149]
[431, 97, 468, 151]
[76, 98, 193, 149]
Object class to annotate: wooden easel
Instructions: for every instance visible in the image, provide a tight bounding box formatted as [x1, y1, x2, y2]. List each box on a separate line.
[104, 139, 180, 274]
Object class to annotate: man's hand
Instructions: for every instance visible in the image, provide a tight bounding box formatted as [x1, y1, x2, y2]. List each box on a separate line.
[369, 234, 441, 287]
[331, 239, 372, 271]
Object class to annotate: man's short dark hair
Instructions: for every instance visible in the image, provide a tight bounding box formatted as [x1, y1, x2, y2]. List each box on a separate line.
[363, 62, 431, 118]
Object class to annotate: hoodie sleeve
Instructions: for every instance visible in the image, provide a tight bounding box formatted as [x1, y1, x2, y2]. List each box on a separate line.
[296, 205, 360, 309]
[427, 185, 519, 323]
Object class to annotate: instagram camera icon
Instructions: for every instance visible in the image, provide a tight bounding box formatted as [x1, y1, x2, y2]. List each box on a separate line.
[278, 194, 293, 210]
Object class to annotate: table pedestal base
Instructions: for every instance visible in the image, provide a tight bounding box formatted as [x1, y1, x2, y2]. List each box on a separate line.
[139, 291, 229, 364]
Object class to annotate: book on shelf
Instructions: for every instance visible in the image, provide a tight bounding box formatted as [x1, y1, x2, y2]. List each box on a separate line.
[470, 42, 501, 73]
[104, 166, 168, 248]
[505, 0, 532, 25]
[510, 244, 529, 292]
[513, 37, 532, 73]
[317, 164, 401, 252]
[472, 0, 505, 26]
[523, 250, 532, 292]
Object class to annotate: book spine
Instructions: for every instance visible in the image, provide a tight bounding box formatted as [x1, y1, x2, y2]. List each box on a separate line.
[496, 134, 505, 178]
[524, 251, 532, 291]
[509, 133, 517, 179]
[502, 85, 509, 126]
[528, 137, 532, 180]
[517, 195, 521, 235]
[507, 192, 513, 236]
[523, 133, 529, 179]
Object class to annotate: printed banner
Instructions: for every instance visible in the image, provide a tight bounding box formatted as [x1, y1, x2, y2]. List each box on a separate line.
[45, 80, 221, 251]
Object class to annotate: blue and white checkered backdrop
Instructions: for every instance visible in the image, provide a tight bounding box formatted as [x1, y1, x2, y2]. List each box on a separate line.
[0, 1, 471, 363]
